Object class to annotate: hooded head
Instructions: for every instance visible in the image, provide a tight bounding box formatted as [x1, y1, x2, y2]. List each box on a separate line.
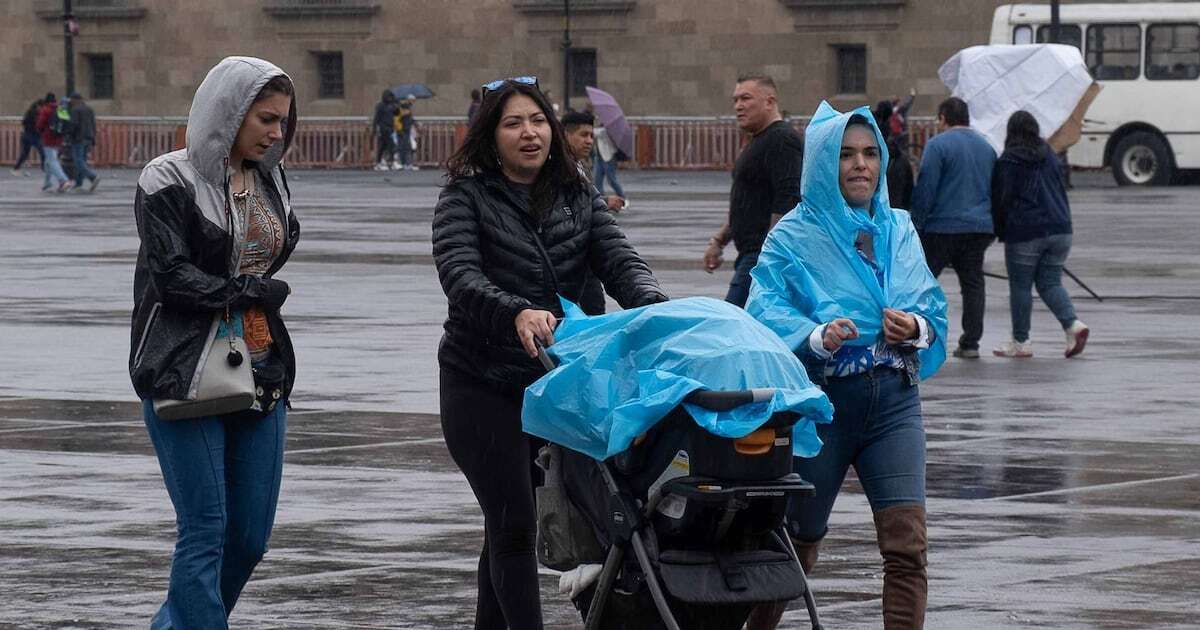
[186, 56, 297, 186]
[800, 101, 891, 223]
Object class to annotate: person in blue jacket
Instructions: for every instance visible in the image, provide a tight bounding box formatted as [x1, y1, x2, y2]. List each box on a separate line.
[745, 102, 948, 630]
[990, 110, 1089, 358]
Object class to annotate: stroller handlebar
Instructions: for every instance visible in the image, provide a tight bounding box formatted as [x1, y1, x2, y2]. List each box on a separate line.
[684, 388, 775, 411]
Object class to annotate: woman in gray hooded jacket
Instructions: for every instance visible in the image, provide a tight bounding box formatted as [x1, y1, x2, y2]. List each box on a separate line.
[130, 57, 300, 628]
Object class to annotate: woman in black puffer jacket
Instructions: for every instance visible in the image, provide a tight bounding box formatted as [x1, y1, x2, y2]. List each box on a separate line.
[432, 77, 666, 629]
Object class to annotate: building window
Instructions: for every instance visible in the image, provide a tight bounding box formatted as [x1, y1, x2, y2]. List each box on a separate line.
[87, 53, 114, 100]
[1086, 24, 1141, 80]
[1036, 24, 1083, 52]
[568, 49, 597, 98]
[314, 51, 344, 99]
[1146, 24, 1200, 80]
[835, 45, 867, 94]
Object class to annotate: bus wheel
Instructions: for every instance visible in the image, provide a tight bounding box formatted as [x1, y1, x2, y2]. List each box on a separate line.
[1112, 132, 1173, 186]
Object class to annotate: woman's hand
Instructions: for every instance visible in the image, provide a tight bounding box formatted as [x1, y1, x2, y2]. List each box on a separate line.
[823, 318, 859, 352]
[703, 240, 725, 273]
[515, 309, 558, 358]
[883, 308, 918, 345]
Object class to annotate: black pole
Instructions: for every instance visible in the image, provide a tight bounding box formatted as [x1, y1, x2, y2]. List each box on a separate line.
[63, 0, 75, 96]
[1049, 0, 1061, 43]
[562, 0, 571, 112]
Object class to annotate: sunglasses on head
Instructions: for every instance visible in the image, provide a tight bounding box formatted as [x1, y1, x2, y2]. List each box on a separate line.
[481, 76, 539, 99]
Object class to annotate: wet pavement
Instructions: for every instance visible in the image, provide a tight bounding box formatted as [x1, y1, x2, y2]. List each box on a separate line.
[1, 168, 1198, 629]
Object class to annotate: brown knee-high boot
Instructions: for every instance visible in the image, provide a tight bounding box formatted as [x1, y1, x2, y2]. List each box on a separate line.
[874, 505, 928, 630]
[743, 538, 821, 630]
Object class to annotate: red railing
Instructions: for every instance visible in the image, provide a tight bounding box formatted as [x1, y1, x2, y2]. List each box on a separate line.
[0, 116, 938, 170]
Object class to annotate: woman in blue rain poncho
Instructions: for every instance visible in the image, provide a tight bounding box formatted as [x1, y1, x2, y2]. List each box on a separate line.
[744, 102, 947, 630]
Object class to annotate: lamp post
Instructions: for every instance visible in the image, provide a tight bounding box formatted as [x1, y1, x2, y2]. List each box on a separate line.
[63, 0, 77, 96]
[1048, 0, 1061, 43]
[562, 0, 571, 112]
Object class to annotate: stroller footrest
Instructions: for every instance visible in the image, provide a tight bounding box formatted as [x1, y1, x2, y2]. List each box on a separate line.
[658, 549, 807, 605]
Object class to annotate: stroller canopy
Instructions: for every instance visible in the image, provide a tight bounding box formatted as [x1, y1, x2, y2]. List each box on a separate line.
[522, 297, 833, 461]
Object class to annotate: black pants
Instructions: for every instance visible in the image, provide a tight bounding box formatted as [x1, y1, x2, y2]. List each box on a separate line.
[440, 367, 544, 630]
[375, 131, 394, 164]
[920, 232, 994, 351]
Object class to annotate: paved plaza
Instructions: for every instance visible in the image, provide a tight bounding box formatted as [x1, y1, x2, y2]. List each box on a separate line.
[1, 167, 1197, 629]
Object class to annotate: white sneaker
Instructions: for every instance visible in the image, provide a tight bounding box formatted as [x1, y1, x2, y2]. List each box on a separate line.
[1064, 321, 1089, 358]
[373, 162, 389, 171]
[408, 164, 420, 171]
[993, 340, 1034, 358]
[390, 163, 403, 171]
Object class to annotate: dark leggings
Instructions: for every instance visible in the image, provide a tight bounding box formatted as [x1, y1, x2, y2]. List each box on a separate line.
[440, 367, 544, 630]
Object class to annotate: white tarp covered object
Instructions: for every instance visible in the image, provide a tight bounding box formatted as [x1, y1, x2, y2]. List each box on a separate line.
[939, 44, 1096, 155]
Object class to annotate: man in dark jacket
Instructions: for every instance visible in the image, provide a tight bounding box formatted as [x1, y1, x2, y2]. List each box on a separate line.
[34, 94, 71, 192]
[68, 92, 100, 191]
[704, 74, 804, 307]
[12, 96, 46, 176]
[372, 90, 397, 170]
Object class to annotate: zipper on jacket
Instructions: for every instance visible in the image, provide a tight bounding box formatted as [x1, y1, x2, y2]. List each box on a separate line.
[132, 301, 163, 369]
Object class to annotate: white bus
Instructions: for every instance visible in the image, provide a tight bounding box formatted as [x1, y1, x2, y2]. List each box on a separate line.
[991, 3, 1200, 185]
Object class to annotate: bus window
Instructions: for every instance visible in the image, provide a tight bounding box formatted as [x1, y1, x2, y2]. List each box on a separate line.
[1037, 24, 1083, 52]
[1014, 25, 1033, 44]
[1146, 24, 1200, 80]
[1087, 24, 1141, 80]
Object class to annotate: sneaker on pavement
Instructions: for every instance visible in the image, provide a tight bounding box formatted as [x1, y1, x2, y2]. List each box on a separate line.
[373, 162, 389, 171]
[993, 340, 1034, 358]
[57, 181, 73, 193]
[89, 176, 100, 192]
[390, 163, 404, 171]
[1064, 321, 1089, 358]
[408, 164, 420, 171]
[952, 347, 980, 359]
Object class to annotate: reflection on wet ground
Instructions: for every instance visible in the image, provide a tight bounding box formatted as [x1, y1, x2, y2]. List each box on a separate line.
[2, 170, 1198, 628]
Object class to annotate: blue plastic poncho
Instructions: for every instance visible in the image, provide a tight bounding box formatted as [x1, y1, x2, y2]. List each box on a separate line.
[746, 102, 948, 379]
[522, 297, 834, 462]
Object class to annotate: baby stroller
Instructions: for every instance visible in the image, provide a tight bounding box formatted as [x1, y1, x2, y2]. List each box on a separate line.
[534, 345, 824, 630]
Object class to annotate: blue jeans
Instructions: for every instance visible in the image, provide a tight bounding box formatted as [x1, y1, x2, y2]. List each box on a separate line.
[42, 146, 68, 189]
[788, 368, 926, 542]
[724, 251, 759, 308]
[592, 157, 625, 197]
[1005, 234, 1077, 342]
[72, 142, 98, 185]
[143, 399, 287, 630]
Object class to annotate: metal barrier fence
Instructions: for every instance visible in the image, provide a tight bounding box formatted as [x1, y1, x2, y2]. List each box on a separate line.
[0, 115, 938, 170]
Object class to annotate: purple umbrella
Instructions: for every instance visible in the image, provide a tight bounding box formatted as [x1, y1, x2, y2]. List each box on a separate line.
[585, 86, 635, 158]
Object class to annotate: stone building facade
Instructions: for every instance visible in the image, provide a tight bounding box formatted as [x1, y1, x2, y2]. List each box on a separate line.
[0, 0, 1176, 118]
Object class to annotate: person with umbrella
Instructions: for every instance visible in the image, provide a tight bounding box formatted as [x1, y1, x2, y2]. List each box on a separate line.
[585, 86, 636, 207]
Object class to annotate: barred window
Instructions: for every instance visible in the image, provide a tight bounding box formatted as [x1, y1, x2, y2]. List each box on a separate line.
[568, 49, 597, 98]
[314, 51, 344, 99]
[836, 45, 867, 94]
[88, 53, 114, 100]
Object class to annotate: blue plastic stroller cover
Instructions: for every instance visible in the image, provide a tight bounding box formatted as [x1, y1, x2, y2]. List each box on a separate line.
[746, 101, 948, 380]
[522, 296, 834, 462]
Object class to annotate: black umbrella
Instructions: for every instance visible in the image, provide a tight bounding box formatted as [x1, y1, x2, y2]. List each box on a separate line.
[389, 83, 435, 100]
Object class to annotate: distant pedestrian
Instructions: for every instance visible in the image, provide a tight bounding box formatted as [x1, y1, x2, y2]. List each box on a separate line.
[394, 96, 419, 171]
[34, 93, 71, 192]
[703, 74, 804, 307]
[990, 111, 1089, 358]
[874, 100, 914, 209]
[563, 109, 624, 315]
[911, 97, 996, 358]
[68, 92, 100, 191]
[467, 88, 482, 123]
[591, 120, 626, 200]
[132, 56, 300, 629]
[372, 90, 397, 170]
[11, 95, 46, 177]
[889, 88, 917, 149]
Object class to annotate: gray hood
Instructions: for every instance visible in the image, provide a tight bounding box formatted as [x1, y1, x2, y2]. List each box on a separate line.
[186, 56, 297, 186]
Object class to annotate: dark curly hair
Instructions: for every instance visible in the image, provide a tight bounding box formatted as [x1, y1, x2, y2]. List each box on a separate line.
[444, 80, 584, 218]
[1004, 110, 1042, 151]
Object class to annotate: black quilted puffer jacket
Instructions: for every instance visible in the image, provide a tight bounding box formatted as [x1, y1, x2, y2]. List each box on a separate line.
[433, 172, 668, 390]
